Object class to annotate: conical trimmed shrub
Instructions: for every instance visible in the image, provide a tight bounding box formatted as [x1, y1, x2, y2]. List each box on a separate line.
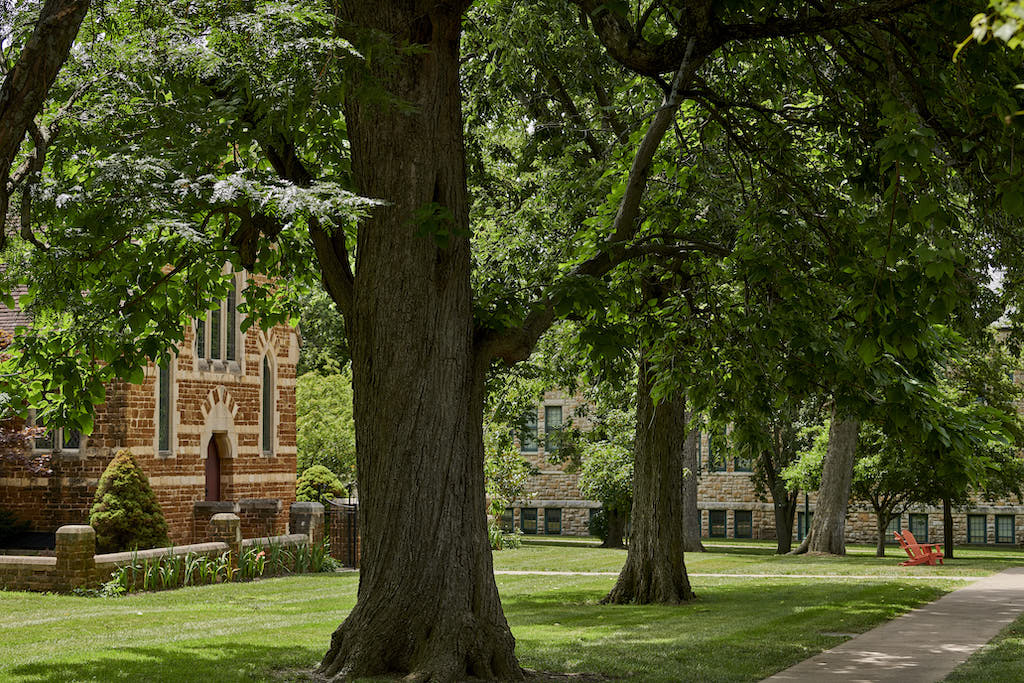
[89, 450, 169, 553]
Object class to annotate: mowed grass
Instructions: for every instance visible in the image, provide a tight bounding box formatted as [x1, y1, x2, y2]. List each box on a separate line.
[0, 541, 1017, 682]
[494, 537, 1021, 578]
[947, 613, 1024, 681]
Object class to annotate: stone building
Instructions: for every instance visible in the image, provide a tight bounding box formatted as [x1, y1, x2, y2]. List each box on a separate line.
[506, 391, 1024, 547]
[0, 273, 299, 546]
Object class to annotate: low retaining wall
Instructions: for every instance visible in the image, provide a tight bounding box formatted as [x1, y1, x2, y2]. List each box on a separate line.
[0, 502, 324, 593]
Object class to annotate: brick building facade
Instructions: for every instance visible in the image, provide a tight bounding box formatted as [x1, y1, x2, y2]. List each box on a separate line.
[0, 273, 298, 546]
[507, 391, 1024, 547]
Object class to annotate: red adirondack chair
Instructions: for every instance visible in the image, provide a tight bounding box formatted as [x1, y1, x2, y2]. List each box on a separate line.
[894, 529, 944, 566]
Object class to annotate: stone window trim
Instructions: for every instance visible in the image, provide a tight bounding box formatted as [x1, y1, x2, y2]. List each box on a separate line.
[154, 357, 177, 459]
[260, 347, 279, 458]
[28, 409, 86, 458]
[194, 270, 245, 375]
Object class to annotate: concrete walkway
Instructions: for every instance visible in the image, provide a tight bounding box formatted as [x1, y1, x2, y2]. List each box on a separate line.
[494, 570, 978, 581]
[763, 566, 1024, 682]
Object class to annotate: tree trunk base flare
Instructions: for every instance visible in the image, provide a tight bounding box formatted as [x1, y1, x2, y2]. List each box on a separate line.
[603, 356, 695, 605]
[791, 413, 860, 556]
[319, 601, 522, 682]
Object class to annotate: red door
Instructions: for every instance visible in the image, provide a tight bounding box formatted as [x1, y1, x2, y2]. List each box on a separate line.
[205, 438, 221, 501]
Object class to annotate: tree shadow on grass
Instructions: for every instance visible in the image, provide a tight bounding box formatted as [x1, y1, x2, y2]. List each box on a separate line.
[6, 643, 322, 683]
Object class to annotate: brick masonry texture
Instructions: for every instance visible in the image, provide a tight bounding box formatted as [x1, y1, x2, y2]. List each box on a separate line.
[509, 391, 1024, 547]
[0, 293, 299, 546]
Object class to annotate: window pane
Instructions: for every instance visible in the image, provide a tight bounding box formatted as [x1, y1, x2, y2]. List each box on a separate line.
[885, 515, 901, 544]
[519, 410, 538, 453]
[996, 515, 1015, 544]
[734, 456, 753, 472]
[709, 510, 727, 538]
[226, 286, 237, 361]
[262, 357, 273, 453]
[34, 417, 53, 450]
[210, 302, 222, 360]
[62, 429, 81, 450]
[500, 508, 514, 533]
[735, 510, 753, 538]
[545, 508, 562, 535]
[709, 434, 726, 472]
[909, 514, 928, 542]
[521, 508, 537, 534]
[196, 315, 206, 360]
[158, 363, 171, 452]
[798, 511, 814, 541]
[544, 405, 563, 452]
[967, 514, 987, 544]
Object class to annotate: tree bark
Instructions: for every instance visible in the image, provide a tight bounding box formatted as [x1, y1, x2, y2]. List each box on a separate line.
[875, 511, 888, 557]
[771, 488, 798, 554]
[682, 425, 705, 553]
[318, 5, 521, 680]
[602, 508, 627, 548]
[943, 497, 954, 559]
[792, 412, 860, 555]
[0, 0, 90, 235]
[603, 357, 695, 604]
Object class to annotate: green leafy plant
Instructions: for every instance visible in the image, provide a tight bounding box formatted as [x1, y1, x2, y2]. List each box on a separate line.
[88, 450, 169, 553]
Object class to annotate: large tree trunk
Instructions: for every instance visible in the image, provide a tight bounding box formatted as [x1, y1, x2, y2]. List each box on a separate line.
[771, 487, 799, 554]
[792, 411, 860, 556]
[682, 426, 705, 552]
[944, 497, 955, 559]
[604, 358, 695, 604]
[319, 5, 521, 680]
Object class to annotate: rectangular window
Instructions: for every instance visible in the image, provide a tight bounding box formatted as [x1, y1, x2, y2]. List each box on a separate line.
[521, 508, 537, 535]
[967, 514, 987, 544]
[709, 434, 726, 472]
[62, 429, 81, 450]
[545, 508, 562, 535]
[996, 515, 1015, 544]
[195, 315, 206, 359]
[158, 362, 171, 452]
[734, 456, 753, 472]
[519, 410, 538, 453]
[210, 302, 222, 360]
[544, 405, 563, 453]
[734, 510, 753, 538]
[797, 511, 814, 541]
[226, 286, 237, 361]
[885, 515, 901, 544]
[709, 509, 727, 538]
[262, 357, 273, 454]
[909, 513, 928, 542]
[33, 415, 54, 451]
[500, 507, 514, 533]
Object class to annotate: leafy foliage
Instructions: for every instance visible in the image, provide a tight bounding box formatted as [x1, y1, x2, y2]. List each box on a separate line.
[89, 450, 169, 554]
[295, 465, 346, 507]
[295, 371, 356, 485]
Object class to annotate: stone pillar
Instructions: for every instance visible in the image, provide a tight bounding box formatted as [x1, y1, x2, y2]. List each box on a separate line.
[55, 525, 96, 592]
[290, 502, 325, 544]
[209, 513, 241, 578]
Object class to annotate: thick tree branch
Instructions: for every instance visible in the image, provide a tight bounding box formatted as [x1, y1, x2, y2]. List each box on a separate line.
[0, 0, 90, 238]
[477, 41, 699, 365]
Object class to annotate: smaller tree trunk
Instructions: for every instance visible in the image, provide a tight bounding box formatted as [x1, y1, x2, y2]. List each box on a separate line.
[772, 490, 798, 554]
[943, 497, 955, 559]
[603, 358, 695, 604]
[875, 511, 889, 557]
[602, 508, 627, 548]
[791, 411, 860, 556]
[683, 423, 705, 553]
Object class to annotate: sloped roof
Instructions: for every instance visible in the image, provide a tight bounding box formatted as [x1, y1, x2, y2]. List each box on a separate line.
[0, 284, 30, 332]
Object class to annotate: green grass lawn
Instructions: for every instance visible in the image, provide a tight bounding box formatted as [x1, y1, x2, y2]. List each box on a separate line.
[946, 613, 1024, 681]
[0, 542, 1018, 682]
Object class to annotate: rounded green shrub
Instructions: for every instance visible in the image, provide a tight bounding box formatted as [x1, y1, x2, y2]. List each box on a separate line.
[89, 449, 169, 553]
[296, 465, 347, 506]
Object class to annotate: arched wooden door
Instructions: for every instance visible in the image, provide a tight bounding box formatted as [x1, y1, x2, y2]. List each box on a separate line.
[205, 437, 221, 501]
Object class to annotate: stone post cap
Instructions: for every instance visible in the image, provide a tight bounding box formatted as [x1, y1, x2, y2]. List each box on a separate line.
[211, 512, 240, 523]
[55, 525, 95, 538]
[291, 502, 325, 513]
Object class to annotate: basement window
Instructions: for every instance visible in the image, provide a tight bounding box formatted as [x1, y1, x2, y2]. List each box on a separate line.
[734, 510, 753, 538]
[709, 510, 727, 538]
